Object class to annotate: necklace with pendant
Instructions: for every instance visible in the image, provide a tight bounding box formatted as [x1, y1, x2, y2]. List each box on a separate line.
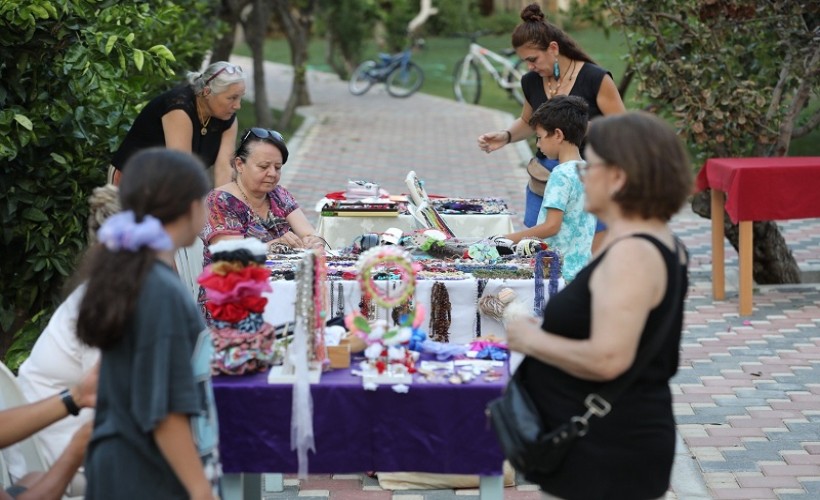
[196, 98, 212, 135]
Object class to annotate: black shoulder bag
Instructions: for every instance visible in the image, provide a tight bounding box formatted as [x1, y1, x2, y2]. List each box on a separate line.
[487, 237, 686, 480]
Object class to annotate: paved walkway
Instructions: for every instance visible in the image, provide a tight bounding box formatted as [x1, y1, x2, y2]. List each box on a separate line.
[232, 56, 820, 499]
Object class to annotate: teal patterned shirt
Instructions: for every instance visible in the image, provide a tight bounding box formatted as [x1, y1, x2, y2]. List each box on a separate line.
[536, 160, 595, 282]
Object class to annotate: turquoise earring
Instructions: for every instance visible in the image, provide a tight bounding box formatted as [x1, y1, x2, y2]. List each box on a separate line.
[553, 59, 560, 80]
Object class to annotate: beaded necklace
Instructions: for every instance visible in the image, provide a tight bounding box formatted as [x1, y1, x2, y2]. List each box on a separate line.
[234, 180, 278, 231]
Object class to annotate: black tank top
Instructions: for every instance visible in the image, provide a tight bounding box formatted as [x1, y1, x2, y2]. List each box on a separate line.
[521, 63, 611, 159]
[520, 234, 688, 499]
[111, 85, 236, 171]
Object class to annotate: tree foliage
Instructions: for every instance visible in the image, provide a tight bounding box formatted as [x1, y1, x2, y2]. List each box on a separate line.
[609, 0, 818, 164]
[608, 0, 818, 284]
[0, 0, 220, 368]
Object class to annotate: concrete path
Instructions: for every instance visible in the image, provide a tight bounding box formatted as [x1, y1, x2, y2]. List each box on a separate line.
[231, 55, 820, 499]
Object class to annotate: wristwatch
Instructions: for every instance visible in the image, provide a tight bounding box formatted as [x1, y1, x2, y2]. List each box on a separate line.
[59, 388, 81, 416]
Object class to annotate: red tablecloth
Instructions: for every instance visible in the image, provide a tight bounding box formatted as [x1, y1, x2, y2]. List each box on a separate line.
[695, 157, 820, 223]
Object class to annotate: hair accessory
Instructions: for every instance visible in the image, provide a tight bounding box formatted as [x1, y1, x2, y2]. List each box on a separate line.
[97, 210, 173, 252]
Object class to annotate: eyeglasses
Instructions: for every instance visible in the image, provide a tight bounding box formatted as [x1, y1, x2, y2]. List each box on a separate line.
[204, 64, 243, 86]
[576, 161, 607, 180]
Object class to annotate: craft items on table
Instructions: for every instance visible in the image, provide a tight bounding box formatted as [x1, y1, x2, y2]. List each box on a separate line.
[262, 247, 564, 343]
[265, 248, 329, 478]
[431, 197, 511, 215]
[405, 170, 456, 238]
[268, 248, 328, 384]
[478, 287, 518, 321]
[347, 245, 426, 387]
[345, 179, 380, 199]
[198, 238, 276, 375]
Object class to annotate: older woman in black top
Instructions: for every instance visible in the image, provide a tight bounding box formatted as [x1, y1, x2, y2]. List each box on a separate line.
[505, 111, 692, 499]
[109, 61, 245, 187]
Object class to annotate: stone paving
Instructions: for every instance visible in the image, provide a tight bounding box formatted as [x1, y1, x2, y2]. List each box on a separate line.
[231, 56, 820, 499]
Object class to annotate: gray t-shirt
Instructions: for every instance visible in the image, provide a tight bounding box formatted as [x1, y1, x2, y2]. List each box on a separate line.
[85, 261, 220, 499]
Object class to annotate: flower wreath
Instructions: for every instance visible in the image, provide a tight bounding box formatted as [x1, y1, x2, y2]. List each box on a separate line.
[355, 245, 420, 309]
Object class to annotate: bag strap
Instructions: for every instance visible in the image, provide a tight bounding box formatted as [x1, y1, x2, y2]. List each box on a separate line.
[580, 235, 687, 422]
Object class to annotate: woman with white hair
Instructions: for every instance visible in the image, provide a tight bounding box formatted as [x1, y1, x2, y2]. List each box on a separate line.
[108, 61, 246, 187]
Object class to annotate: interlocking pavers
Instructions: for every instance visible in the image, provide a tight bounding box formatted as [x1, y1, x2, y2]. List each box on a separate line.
[233, 57, 820, 499]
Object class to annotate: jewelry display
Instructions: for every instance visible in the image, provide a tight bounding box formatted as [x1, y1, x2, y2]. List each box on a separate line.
[335, 282, 345, 317]
[356, 246, 417, 309]
[475, 278, 487, 337]
[429, 281, 451, 343]
[533, 249, 561, 315]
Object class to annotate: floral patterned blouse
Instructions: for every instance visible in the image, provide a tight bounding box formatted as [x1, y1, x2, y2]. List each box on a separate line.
[200, 186, 299, 267]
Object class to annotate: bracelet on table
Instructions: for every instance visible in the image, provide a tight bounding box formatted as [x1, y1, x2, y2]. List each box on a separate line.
[503, 130, 512, 144]
[60, 388, 81, 416]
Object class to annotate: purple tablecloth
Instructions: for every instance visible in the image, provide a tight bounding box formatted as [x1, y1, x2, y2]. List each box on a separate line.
[213, 361, 507, 475]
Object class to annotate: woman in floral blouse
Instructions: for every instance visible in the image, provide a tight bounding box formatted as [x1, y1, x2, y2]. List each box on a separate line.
[200, 127, 323, 267]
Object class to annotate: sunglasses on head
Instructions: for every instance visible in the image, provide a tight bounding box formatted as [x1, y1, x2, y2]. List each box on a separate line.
[204, 64, 242, 86]
[240, 127, 285, 147]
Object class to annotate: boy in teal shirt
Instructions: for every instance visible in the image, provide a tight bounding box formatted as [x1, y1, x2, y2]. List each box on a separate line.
[503, 95, 595, 281]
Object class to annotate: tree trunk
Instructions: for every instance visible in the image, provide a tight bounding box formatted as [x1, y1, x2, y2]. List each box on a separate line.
[272, 0, 316, 131]
[242, 0, 274, 129]
[210, 0, 252, 64]
[617, 61, 635, 98]
[325, 31, 349, 80]
[691, 190, 802, 284]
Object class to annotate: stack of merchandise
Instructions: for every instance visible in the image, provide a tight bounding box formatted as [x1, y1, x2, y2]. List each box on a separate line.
[198, 238, 277, 375]
[345, 179, 380, 200]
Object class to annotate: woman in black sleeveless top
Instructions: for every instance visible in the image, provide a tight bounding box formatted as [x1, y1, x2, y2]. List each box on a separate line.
[477, 3, 625, 249]
[109, 61, 245, 187]
[505, 112, 693, 499]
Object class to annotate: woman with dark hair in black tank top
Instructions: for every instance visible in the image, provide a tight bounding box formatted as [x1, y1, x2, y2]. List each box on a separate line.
[504, 111, 693, 499]
[477, 3, 625, 252]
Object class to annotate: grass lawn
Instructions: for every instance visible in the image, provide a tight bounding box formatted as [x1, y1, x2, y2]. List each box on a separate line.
[233, 30, 816, 157]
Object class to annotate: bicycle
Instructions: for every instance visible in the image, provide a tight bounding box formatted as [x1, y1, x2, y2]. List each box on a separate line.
[452, 30, 526, 106]
[349, 40, 425, 98]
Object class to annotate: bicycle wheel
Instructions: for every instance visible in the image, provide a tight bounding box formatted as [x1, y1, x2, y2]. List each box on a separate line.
[453, 57, 481, 104]
[386, 61, 424, 98]
[349, 60, 376, 95]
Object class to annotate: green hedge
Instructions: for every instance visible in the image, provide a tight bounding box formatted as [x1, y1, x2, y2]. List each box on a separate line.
[0, 0, 221, 369]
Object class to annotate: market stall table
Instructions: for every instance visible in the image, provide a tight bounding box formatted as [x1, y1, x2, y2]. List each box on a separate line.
[317, 214, 516, 250]
[263, 277, 560, 343]
[213, 360, 508, 499]
[695, 157, 820, 315]
[316, 196, 517, 250]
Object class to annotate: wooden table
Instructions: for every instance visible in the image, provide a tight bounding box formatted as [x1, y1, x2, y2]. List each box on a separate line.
[695, 157, 820, 315]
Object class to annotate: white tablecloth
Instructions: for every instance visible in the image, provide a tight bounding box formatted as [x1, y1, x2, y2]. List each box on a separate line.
[316, 213, 515, 250]
[262, 277, 561, 345]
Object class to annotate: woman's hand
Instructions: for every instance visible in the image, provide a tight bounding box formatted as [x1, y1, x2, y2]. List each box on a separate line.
[270, 232, 305, 249]
[301, 234, 325, 249]
[504, 315, 541, 355]
[477, 130, 510, 154]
